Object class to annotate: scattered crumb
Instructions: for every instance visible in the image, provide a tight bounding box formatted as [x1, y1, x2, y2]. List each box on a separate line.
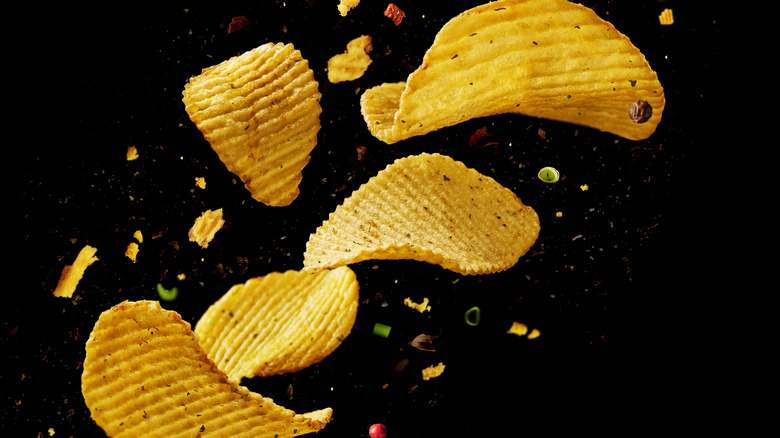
[133, 230, 143, 243]
[337, 0, 360, 16]
[48, 428, 55, 436]
[580, 184, 589, 191]
[177, 273, 186, 281]
[53, 245, 98, 298]
[403, 297, 431, 313]
[658, 8, 674, 25]
[422, 362, 445, 380]
[195, 177, 206, 189]
[327, 35, 373, 83]
[126, 146, 139, 161]
[189, 208, 225, 248]
[125, 242, 139, 262]
[507, 322, 541, 339]
[555, 211, 563, 218]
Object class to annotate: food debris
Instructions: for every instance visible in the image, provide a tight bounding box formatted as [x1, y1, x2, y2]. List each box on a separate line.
[195, 177, 206, 189]
[507, 322, 541, 339]
[338, 0, 360, 16]
[126, 146, 139, 161]
[421, 362, 445, 380]
[408, 334, 435, 351]
[372, 322, 392, 338]
[629, 100, 653, 123]
[48, 428, 55, 436]
[188, 208, 225, 248]
[369, 423, 387, 438]
[133, 230, 143, 243]
[464, 306, 481, 326]
[468, 126, 499, 147]
[538, 166, 560, 183]
[580, 184, 589, 191]
[327, 35, 373, 83]
[403, 297, 431, 313]
[658, 8, 674, 25]
[384, 3, 405, 26]
[228, 15, 250, 33]
[125, 242, 139, 262]
[53, 245, 98, 298]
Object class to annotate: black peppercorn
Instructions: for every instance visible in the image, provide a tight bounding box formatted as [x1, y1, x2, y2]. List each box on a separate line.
[629, 100, 652, 123]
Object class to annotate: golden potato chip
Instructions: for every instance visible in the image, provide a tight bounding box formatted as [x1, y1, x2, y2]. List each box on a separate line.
[188, 208, 224, 248]
[360, 0, 665, 143]
[182, 42, 322, 206]
[82, 300, 331, 438]
[327, 35, 373, 83]
[53, 245, 98, 298]
[303, 153, 540, 275]
[194, 266, 359, 380]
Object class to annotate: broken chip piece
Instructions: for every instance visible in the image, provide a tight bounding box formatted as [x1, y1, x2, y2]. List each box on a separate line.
[53, 245, 98, 298]
[182, 42, 322, 206]
[338, 0, 360, 16]
[360, 0, 665, 143]
[81, 300, 331, 438]
[303, 153, 540, 275]
[194, 266, 360, 380]
[327, 35, 373, 83]
[421, 362, 445, 380]
[188, 208, 224, 248]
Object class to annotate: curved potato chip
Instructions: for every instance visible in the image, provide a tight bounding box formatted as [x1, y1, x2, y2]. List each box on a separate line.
[360, 0, 665, 143]
[194, 266, 360, 380]
[303, 153, 540, 275]
[183, 42, 322, 206]
[81, 300, 331, 438]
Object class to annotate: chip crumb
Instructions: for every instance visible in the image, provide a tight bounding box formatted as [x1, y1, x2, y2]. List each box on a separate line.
[195, 177, 206, 189]
[327, 35, 373, 83]
[53, 245, 99, 298]
[48, 427, 55, 436]
[658, 8, 674, 25]
[508, 321, 541, 339]
[188, 208, 225, 248]
[555, 211, 563, 218]
[580, 184, 589, 191]
[125, 242, 139, 263]
[421, 362, 445, 380]
[403, 297, 431, 313]
[177, 273, 186, 280]
[133, 230, 143, 243]
[126, 146, 139, 161]
[338, 0, 360, 16]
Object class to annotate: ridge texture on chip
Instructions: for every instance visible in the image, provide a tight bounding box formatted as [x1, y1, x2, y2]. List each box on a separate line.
[183, 42, 322, 206]
[81, 300, 331, 438]
[194, 266, 360, 380]
[360, 0, 665, 143]
[303, 153, 540, 275]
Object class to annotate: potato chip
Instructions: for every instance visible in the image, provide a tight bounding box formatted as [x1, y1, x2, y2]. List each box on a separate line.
[303, 153, 540, 275]
[194, 266, 360, 380]
[327, 35, 373, 83]
[182, 42, 322, 206]
[53, 245, 98, 298]
[81, 300, 331, 438]
[360, 0, 665, 143]
[188, 208, 224, 248]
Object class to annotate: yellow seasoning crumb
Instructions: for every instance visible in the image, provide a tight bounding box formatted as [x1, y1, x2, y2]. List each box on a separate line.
[125, 242, 139, 262]
[337, 0, 360, 16]
[404, 297, 431, 313]
[195, 177, 206, 189]
[48, 428, 55, 436]
[507, 321, 541, 340]
[580, 184, 589, 191]
[528, 328, 541, 339]
[126, 146, 139, 161]
[53, 245, 99, 298]
[133, 230, 143, 243]
[177, 273, 186, 281]
[422, 362, 445, 380]
[555, 211, 563, 218]
[658, 8, 674, 25]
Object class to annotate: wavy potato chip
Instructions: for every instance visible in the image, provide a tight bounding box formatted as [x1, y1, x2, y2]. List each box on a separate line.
[194, 266, 359, 380]
[183, 42, 322, 206]
[81, 300, 331, 438]
[360, 0, 665, 143]
[303, 153, 540, 275]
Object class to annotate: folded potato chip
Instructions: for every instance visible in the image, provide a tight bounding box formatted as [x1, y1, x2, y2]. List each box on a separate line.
[303, 153, 540, 275]
[194, 266, 360, 380]
[82, 300, 331, 438]
[183, 42, 322, 206]
[360, 0, 665, 143]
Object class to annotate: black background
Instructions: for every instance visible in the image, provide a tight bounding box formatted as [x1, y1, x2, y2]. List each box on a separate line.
[12, 1, 724, 436]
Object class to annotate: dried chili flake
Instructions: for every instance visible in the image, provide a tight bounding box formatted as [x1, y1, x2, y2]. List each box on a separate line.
[228, 16, 250, 34]
[469, 126, 499, 147]
[384, 3, 405, 26]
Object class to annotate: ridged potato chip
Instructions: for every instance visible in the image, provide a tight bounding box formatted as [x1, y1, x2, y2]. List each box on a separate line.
[360, 0, 665, 143]
[81, 300, 331, 438]
[194, 266, 359, 380]
[303, 153, 540, 275]
[183, 42, 322, 206]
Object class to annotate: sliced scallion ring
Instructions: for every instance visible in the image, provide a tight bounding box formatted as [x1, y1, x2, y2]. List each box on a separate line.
[538, 166, 560, 183]
[156, 283, 179, 301]
[372, 322, 392, 338]
[464, 306, 481, 326]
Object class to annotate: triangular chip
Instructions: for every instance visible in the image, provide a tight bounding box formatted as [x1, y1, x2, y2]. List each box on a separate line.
[194, 266, 360, 380]
[360, 0, 665, 143]
[183, 42, 322, 206]
[303, 153, 540, 275]
[81, 300, 331, 438]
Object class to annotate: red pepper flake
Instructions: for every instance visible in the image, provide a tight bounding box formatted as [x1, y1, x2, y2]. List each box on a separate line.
[469, 126, 499, 147]
[384, 3, 405, 26]
[228, 16, 250, 34]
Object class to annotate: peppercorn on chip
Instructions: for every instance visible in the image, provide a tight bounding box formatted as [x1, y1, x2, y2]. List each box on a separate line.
[194, 266, 359, 380]
[303, 153, 540, 275]
[360, 0, 665, 143]
[183, 42, 322, 206]
[81, 300, 331, 438]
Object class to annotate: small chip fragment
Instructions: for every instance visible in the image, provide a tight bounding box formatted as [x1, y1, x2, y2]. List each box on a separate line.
[194, 266, 359, 379]
[133, 230, 143, 243]
[327, 35, 373, 83]
[421, 362, 445, 380]
[125, 242, 139, 262]
[658, 8, 674, 25]
[188, 208, 224, 248]
[508, 321, 541, 339]
[82, 300, 332, 437]
[404, 297, 431, 313]
[338, 0, 360, 16]
[384, 3, 405, 26]
[126, 146, 138, 161]
[53, 245, 98, 298]
[195, 177, 206, 189]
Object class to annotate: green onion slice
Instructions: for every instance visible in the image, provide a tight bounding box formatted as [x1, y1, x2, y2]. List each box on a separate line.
[537, 166, 560, 183]
[372, 322, 392, 338]
[156, 283, 179, 301]
[464, 306, 481, 326]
